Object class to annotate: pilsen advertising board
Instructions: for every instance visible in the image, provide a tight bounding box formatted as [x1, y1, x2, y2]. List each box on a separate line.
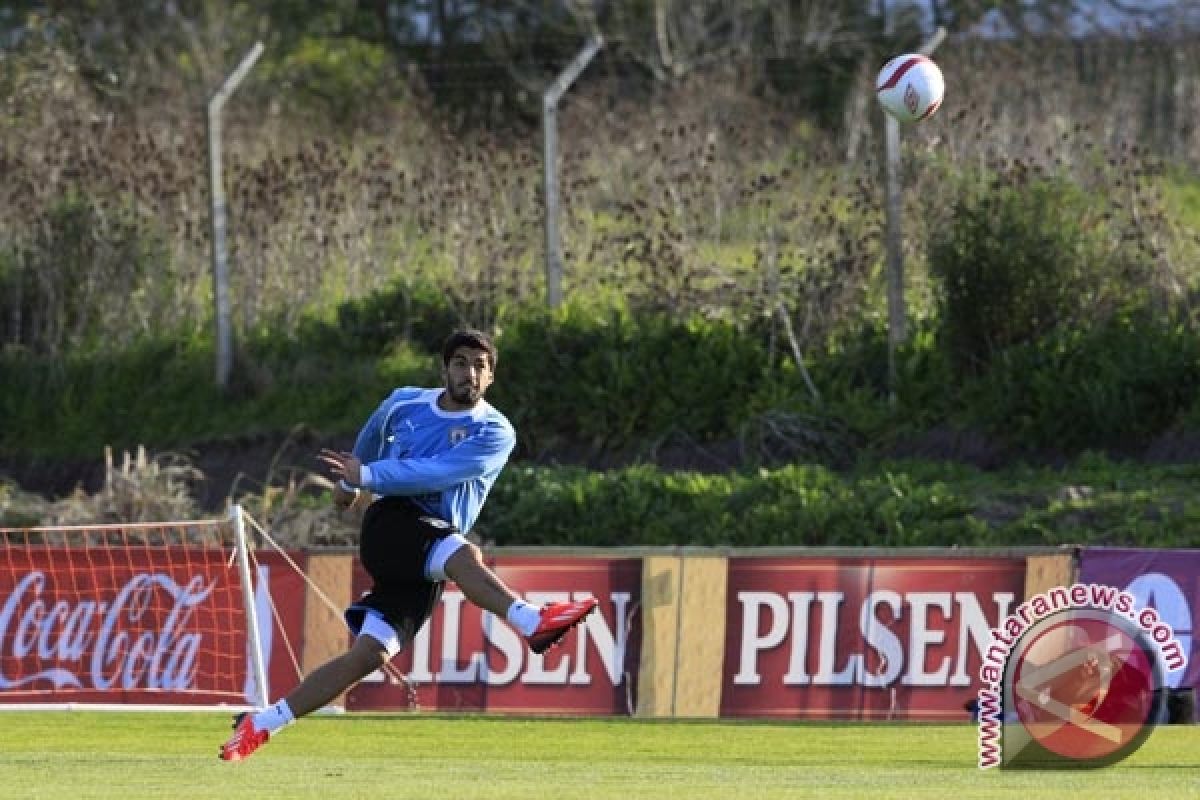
[1078, 548, 1198, 690]
[721, 556, 1027, 720]
[347, 556, 642, 715]
[0, 548, 307, 706]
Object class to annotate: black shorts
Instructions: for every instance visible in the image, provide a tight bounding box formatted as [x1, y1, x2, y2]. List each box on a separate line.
[343, 496, 457, 648]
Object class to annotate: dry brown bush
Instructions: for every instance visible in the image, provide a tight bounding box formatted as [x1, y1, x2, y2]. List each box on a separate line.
[0, 445, 358, 547]
[1, 36, 1197, 352]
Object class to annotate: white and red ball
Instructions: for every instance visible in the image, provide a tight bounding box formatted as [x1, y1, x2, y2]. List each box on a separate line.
[875, 54, 945, 123]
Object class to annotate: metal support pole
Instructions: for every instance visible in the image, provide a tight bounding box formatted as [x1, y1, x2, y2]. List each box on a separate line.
[208, 41, 264, 390]
[543, 34, 603, 309]
[884, 27, 945, 400]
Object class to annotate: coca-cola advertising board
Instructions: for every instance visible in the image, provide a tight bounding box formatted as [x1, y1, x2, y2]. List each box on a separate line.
[347, 556, 641, 715]
[0, 546, 307, 706]
[721, 556, 1026, 720]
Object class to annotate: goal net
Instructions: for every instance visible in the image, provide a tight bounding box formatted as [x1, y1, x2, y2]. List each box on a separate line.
[0, 506, 268, 711]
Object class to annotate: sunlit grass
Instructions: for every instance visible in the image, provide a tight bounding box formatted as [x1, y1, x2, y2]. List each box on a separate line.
[0, 713, 1195, 800]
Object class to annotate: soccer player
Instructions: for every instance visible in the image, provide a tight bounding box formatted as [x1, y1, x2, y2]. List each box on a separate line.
[220, 328, 597, 762]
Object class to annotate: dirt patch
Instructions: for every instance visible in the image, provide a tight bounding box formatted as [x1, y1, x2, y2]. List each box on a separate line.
[4, 424, 1199, 515]
[1143, 429, 1200, 464]
[883, 425, 1015, 470]
[0, 428, 353, 512]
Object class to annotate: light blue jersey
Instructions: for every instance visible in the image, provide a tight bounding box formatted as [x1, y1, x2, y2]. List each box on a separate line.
[351, 387, 516, 533]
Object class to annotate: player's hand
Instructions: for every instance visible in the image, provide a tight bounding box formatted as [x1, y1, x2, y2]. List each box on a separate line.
[318, 448, 363, 486]
[331, 482, 358, 510]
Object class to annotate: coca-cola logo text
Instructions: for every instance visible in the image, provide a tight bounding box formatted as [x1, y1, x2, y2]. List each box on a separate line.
[0, 571, 214, 691]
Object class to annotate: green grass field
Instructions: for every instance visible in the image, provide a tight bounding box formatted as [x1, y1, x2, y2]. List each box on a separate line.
[1, 713, 1196, 799]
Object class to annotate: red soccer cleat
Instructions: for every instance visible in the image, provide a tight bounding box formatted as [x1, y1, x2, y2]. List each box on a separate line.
[526, 598, 599, 654]
[219, 713, 270, 762]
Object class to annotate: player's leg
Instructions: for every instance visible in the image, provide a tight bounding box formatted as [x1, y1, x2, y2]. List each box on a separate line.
[283, 629, 389, 718]
[440, 540, 522, 616]
[432, 535, 598, 654]
[219, 616, 394, 762]
[221, 498, 424, 762]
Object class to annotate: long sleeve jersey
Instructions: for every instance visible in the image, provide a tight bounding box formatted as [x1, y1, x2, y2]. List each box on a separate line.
[351, 387, 516, 533]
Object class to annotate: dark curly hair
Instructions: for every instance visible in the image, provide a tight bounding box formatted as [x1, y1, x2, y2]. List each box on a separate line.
[441, 329, 498, 370]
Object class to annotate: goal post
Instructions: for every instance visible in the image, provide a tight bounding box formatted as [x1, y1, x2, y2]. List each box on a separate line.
[0, 506, 270, 711]
[232, 505, 271, 711]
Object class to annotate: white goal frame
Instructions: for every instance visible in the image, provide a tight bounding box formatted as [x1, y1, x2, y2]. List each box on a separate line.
[0, 505, 270, 712]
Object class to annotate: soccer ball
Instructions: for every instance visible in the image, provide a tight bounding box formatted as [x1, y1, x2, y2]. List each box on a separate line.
[876, 54, 945, 123]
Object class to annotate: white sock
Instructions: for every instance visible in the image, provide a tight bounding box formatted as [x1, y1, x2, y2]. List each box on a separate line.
[505, 600, 542, 636]
[251, 700, 295, 735]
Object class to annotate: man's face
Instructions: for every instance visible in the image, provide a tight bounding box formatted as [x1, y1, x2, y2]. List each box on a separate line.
[442, 346, 494, 409]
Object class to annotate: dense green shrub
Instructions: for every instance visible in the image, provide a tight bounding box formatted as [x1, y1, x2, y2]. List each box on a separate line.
[919, 167, 1192, 452]
[2, 288, 1197, 465]
[489, 307, 803, 457]
[1, 297, 800, 458]
[479, 458, 1200, 548]
[290, 277, 463, 359]
[263, 37, 402, 129]
[0, 333, 433, 457]
[928, 172, 1154, 376]
[961, 313, 1200, 451]
[808, 320, 956, 436]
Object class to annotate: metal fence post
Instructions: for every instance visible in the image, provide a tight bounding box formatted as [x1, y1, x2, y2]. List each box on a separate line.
[208, 41, 264, 390]
[543, 34, 603, 309]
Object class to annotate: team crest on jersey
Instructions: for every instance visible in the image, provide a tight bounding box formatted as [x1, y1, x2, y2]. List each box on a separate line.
[449, 427, 469, 445]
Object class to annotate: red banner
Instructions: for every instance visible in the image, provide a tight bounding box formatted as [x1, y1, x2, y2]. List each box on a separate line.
[347, 556, 642, 715]
[720, 556, 1026, 720]
[0, 545, 307, 707]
